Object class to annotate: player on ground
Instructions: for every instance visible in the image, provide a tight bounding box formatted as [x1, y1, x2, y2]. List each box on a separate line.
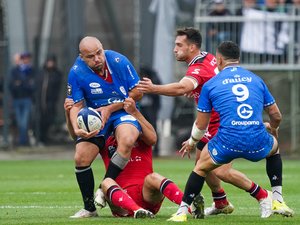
[168, 41, 291, 222]
[138, 27, 293, 217]
[64, 98, 195, 219]
[66, 36, 143, 218]
[100, 98, 186, 218]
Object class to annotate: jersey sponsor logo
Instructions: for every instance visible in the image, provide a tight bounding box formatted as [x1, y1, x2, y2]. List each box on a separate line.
[210, 57, 217, 67]
[67, 84, 72, 96]
[222, 75, 252, 85]
[127, 65, 135, 79]
[108, 97, 124, 104]
[237, 103, 253, 119]
[129, 156, 142, 162]
[120, 115, 136, 122]
[191, 68, 201, 74]
[72, 65, 78, 70]
[231, 120, 260, 126]
[91, 88, 103, 94]
[119, 86, 127, 96]
[89, 82, 101, 88]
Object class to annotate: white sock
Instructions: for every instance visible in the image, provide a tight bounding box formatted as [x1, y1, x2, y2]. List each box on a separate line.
[272, 186, 283, 202]
[177, 202, 189, 215]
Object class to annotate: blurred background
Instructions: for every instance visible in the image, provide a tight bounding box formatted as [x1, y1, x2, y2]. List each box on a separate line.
[0, 0, 299, 156]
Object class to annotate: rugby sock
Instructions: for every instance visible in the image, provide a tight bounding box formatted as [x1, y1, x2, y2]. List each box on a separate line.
[160, 178, 183, 205]
[266, 153, 283, 202]
[107, 185, 140, 212]
[247, 182, 268, 201]
[75, 166, 96, 212]
[104, 152, 129, 180]
[182, 171, 205, 206]
[212, 188, 229, 209]
[104, 161, 123, 180]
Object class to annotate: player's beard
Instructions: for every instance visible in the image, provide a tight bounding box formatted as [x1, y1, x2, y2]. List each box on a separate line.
[93, 63, 103, 72]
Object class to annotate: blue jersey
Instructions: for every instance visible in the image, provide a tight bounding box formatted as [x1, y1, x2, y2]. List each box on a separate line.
[67, 50, 141, 139]
[198, 66, 275, 152]
[67, 50, 140, 107]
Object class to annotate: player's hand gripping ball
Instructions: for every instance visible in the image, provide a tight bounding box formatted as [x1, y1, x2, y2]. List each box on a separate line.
[77, 107, 102, 132]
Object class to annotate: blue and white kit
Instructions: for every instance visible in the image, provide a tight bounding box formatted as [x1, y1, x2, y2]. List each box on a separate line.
[67, 50, 141, 139]
[198, 66, 275, 164]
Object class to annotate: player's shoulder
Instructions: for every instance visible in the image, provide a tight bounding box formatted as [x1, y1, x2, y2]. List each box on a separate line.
[105, 50, 127, 63]
[69, 56, 86, 76]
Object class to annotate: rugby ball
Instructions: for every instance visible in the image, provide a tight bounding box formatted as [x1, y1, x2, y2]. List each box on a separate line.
[77, 107, 102, 132]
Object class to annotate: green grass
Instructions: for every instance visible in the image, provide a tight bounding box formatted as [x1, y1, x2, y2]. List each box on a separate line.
[0, 157, 299, 225]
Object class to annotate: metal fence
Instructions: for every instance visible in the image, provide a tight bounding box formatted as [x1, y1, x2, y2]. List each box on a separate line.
[193, 1, 300, 152]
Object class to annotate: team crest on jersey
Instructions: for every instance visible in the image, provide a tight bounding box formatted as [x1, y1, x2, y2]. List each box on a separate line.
[115, 57, 120, 63]
[67, 84, 72, 96]
[119, 86, 126, 95]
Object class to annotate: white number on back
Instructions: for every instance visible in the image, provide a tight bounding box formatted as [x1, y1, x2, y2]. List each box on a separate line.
[232, 84, 249, 102]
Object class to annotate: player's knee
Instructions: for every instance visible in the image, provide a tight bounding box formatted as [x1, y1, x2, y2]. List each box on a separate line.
[74, 154, 91, 166]
[101, 178, 115, 192]
[145, 172, 160, 183]
[121, 135, 136, 148]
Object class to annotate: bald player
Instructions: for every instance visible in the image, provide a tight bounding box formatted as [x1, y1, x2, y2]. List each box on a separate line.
[66, 36, 143, 218]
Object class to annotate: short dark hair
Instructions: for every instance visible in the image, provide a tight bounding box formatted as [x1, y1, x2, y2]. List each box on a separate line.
[217, 41, 240, 60]
[176, 27, 202, 49]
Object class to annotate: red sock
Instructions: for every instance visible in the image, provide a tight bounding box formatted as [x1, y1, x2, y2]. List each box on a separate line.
[108, 185, 140, 212]
[247, 182, 268, 201]
[212, 188, 229, 209]
[160, 179, 183, 205]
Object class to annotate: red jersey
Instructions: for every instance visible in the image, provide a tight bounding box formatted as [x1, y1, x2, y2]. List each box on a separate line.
[186, 52, 220, 141]
[100, 136, 153, 188]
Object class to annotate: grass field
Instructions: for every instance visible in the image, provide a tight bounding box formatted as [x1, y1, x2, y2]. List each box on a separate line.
[0, 157, 299, 225]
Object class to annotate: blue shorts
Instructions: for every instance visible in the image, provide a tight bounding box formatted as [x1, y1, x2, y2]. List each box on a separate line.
[207, 133, 274, 165]
[99, 109, 141, 139]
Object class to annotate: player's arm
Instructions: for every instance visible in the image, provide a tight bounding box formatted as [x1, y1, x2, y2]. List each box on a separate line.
[64, 98, 76, 140]
[264, 103, 282, 138]
[137, 77, 196, 96]
[69, 100, 99, 139]
[97, 86, 142, 124]
[180, 112, 210, 158]
[123, 98, 157, 146]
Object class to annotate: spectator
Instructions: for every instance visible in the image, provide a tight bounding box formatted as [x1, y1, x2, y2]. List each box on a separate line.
[240, 0, 289, 63]
[37, 55, 63, 145]
[206, 0, 232, 54]
[139, 66, 161, 156]
[9, 52, 36, 146]
[292, 0, 300, 62]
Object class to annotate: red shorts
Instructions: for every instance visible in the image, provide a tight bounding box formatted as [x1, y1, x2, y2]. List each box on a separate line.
[110, 184, 163, 217]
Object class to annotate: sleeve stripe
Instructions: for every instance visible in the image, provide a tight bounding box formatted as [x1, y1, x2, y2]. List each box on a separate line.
[197, 108, 212, 113]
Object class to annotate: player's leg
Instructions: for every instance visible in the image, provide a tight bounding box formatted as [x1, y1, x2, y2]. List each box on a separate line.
[142, 172, 183, 205]
[168, 144, 219, 222]
[101, 178, 154, 218]
[265, 138, 294, 216]
[196, 141, 233, 216]
[70, 138, 104, 218]
[104, 123, 139, 180]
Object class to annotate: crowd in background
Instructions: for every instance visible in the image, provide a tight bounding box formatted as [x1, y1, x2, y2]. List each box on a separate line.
[3, 0, 300, 151]
[8, 52, 63, 147]
[204, 0, 300, 63]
